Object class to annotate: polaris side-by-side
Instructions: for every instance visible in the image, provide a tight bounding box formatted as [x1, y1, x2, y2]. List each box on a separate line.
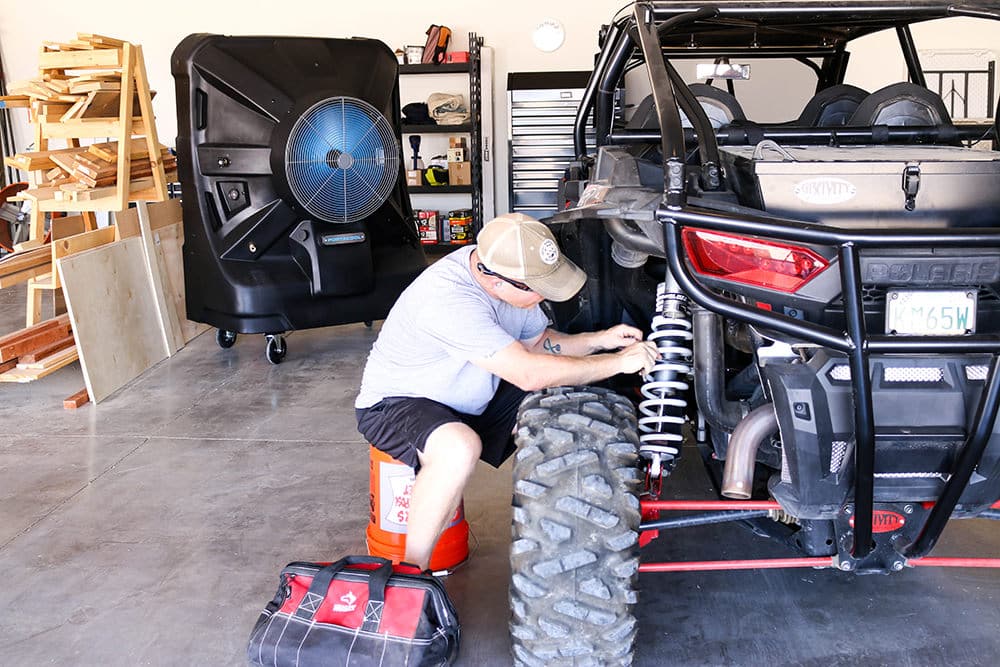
[509, 3, 1000, 665]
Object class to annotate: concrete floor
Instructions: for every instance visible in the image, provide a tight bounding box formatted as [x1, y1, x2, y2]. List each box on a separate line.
[1, 283, 1000, 666]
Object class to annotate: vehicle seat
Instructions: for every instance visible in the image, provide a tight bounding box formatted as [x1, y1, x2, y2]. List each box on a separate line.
[847, 82, 952, 126]
[627, 84, 746, 131]
[796, 84, 869, 127]
[685, 83, 746, 128]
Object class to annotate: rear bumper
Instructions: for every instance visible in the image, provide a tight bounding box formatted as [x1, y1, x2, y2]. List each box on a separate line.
[661, 203, 1000, 561]
[764, 350, 1000, 518]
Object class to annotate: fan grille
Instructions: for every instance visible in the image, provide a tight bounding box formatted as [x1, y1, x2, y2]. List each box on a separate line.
[284, 97, 400, 223]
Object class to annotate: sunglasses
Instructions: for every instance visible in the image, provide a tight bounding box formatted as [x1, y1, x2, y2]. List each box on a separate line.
[477, 262, 533, 292]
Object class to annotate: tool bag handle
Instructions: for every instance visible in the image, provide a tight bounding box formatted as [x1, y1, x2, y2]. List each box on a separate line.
[293, 556, 394, 632]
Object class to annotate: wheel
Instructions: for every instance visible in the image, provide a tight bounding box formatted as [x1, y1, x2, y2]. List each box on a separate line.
[510, 386, 642, 667]
[265, 335, 287, 364]
[364, 320, 373, 328]
[216, 329, 238, 348]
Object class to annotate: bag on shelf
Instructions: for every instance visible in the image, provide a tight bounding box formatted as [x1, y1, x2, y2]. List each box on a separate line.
[402, 102, 435, 125]
[428, 93, 470, 125]
[421, 25, 452, 64]
[247, 556, 460, 666]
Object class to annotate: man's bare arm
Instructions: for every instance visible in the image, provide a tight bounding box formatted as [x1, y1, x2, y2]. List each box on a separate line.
[525, 324, 645, 357]
[473, 337, 658, 392]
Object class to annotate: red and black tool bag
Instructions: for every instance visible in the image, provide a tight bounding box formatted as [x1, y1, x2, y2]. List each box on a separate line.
[247, 556, 460, 666]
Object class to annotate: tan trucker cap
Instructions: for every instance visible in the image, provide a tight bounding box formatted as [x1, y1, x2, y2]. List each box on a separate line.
[476, 213, 587, 302]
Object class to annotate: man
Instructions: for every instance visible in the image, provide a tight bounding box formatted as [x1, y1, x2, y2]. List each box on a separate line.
[355, 213, 658, 570]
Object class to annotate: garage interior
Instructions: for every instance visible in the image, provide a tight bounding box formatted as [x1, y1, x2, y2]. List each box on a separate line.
[3, 2, 1000, 666]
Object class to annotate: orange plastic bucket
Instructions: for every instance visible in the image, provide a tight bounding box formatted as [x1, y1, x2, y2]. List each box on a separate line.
[366, 445, 470, 571]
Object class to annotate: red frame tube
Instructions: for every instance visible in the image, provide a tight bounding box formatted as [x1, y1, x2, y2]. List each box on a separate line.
[641, 499, 782, 511]
[909, 557, 1000, 568]
[642, 499, 1000, 512]
[640, 557, 832, 572]
[637, 499, 1000, 572]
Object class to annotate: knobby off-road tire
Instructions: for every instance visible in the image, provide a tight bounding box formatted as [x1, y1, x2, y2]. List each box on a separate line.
[510, 386, 642, 667]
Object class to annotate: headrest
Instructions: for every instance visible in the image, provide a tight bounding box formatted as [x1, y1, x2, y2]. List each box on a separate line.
[687, 83, 746, 128]
[627, 84, 747, 131]
[848, 82, 952, 126]
[797, 84, 869, 127]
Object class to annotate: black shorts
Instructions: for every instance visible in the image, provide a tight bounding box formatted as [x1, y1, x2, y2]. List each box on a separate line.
[356, 381, 527, 470]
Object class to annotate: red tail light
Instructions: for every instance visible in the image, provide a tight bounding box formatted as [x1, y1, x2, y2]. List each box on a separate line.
[682, 228, 829, 293]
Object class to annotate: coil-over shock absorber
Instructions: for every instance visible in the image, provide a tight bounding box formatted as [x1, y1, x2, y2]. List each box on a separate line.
[639, 275, 693, 494]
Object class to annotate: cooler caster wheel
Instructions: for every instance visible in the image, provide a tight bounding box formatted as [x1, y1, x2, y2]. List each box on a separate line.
[217, 329, 238, 348]
[364, 320, 373, 327]
[265, 334, 287, 365]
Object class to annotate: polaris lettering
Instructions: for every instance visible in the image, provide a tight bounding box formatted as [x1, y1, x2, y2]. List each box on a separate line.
[865, 260, 1000, 284]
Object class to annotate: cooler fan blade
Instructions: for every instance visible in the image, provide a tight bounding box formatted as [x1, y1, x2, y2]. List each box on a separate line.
[284, 97, 400, 223]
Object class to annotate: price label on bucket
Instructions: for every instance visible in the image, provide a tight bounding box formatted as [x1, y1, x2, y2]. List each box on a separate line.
[379, 461, 416, 533]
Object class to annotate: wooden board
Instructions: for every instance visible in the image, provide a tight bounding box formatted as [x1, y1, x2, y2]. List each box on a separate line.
[135, 202, 183, 355]
[50, 215, 88, 240]
[0, 349, 77, 382]
[54, 226, 117, 259]
[157, 222, 208, 343]
[37, 117, 145, 140]
[0, 263, 51, 288]
[0, 315, 68, 348]
[17, 344, 79, 370]
[0, 245, 50, 276]
[57, 237, 168, 402]
[63, 388, 91, 409]
[19, 335, 75, 363]
[0, 320, 73, 362]
[5, 145, 93, 171]
[115, 198, 181, 238]
[38, 48, 122, 70]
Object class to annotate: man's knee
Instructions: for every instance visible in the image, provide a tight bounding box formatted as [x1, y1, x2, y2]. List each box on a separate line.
[420, 421, 482, 473]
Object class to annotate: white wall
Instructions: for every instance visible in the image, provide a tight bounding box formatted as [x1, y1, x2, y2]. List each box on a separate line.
[2, 3, 998, 215]
[0, 0, 624, 215]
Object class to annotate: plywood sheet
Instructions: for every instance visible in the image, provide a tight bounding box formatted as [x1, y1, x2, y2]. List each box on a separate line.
[156, 222, 208, 343]
[57, 237, 167, 402]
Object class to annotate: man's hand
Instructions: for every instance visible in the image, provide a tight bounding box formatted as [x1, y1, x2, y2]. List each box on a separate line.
[594, 323, 645, 352]
[616, 340, 660, 376]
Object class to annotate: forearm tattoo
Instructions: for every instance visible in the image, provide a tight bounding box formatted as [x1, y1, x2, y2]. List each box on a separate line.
[542, 337, 562, 354]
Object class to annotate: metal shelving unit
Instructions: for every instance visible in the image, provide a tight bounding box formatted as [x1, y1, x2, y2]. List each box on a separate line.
[400, 33, 492, 250]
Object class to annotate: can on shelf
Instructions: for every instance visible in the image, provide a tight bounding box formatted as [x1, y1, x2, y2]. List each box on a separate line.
[448, 209, 473, 244]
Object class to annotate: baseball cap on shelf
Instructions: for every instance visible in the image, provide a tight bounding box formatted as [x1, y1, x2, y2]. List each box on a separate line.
[476, 213, 587, 302]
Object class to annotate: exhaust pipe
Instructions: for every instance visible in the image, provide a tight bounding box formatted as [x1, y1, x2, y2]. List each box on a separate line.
[693, 307, 745, 432]
[722, 403, 779, 499]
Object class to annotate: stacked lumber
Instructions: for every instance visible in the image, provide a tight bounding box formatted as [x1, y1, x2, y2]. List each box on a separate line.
[1, 32, 169, 212]
[6, 140, 175, 193]
[0, 314, 78, 383]
[3, 33, 133, 119]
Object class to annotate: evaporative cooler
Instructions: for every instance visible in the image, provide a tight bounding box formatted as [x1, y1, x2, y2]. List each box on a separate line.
[171, 35, 426, 363]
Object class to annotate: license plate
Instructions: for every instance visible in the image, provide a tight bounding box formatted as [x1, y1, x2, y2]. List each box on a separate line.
[885, 290, 976, 336]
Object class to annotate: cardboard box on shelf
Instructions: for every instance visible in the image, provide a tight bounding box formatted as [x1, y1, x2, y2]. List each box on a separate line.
[448, 162, 472, 186]
[449, 136, 466, 148]
[406, 169, 422, 187]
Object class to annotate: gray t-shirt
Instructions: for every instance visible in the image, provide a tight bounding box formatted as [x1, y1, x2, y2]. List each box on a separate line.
[355, 245, 549, 414]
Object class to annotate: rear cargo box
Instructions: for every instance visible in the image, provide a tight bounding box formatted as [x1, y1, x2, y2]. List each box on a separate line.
[719, 144, 1000, 228]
